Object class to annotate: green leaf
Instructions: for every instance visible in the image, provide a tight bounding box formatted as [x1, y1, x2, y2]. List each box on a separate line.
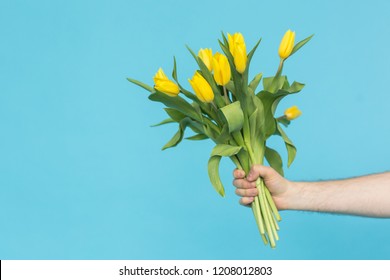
[257, 78, 304, 139]
[221, 31, 229, 46]
[282, 76, 291, 90]
[242, 37, 262, 86]
[162, 129, 182, 150]
[249, 108, 257, 144]
[172, 56, 178, 82]
[216, 124, 230, 143]
[290, 34, 314, 56]
[149, 91, 203, 123]
[288, 81, 305, 93]
[219, 101, 244, 133]
[249, 72, 263, 93]
[210, 144, 242, 157]
[277, 116, 291, 127]
[173, 84, 195, 102]
[265, 146, 284, 176]
[218, 39, 232, 61]
[164, 108, 186, 122]
[162, 118, 198, 150]
[208, 156, 225, 196]
[251, 95, 265, 140]
[151, 118, 175, 127]
[263, 76, 286, 93]
[247, 38, 262, 63]
[127, 78, 154, 93]
[208, 143, 243, 197]
[275, 124, 297, 167]
[256, 91, 285, 138]
[186, 134, 208, 141]
[225, 81, 236, 96]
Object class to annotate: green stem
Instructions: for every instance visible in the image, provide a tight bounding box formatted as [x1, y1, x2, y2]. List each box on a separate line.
[253, 196, 265, 235]
[223, 86, 230, 105]
[245, 140, 281, 248]
[256, 178, 276, 248]
[230, 155, 242, 170]
[263, 182, 278, 243]
[211, 101, 218, 110]
[268, 59, 284, 93]
[276, 59, 284, 75]
[265, 187, 281, 221]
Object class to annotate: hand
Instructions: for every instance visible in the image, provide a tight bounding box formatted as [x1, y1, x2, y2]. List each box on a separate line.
[233, 165, 294, 210]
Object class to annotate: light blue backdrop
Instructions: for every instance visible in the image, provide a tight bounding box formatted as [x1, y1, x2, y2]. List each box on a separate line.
[1, 0, 389, 259]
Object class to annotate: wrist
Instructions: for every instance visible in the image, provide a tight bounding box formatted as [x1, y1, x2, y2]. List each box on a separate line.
[280, 180, 304, 211]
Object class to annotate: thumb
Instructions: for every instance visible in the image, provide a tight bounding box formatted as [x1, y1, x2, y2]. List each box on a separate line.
[247, 165, 276, 182]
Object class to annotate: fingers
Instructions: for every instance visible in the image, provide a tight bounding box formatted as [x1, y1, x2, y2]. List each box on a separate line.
[247, 165, 276, 182]
[235, 187, 258, 197]
[233, 168, 246, 179]
[233, 178, 256, 189]
[239, 196, 254, 206]
[233, 165, 285, 207]
[233, 168, 257, 207]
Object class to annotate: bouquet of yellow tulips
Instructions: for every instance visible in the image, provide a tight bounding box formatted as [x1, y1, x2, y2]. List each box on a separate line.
[128, 30, 312, 248]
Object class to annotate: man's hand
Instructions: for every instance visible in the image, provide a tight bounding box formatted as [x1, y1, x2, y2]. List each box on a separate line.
[234, 165, 390, 217]
[233, 165, 296, 210]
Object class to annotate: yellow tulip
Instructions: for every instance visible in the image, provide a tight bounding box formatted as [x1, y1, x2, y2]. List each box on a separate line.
[188, 72, 214, 103]
[227, 33, 247, 73]
[284, 105, 302, 120]
[212, 52, 231, 86]
[198, 48, 213, 71]
[153, 68, 180, 97]
[278, 30, 295, 59]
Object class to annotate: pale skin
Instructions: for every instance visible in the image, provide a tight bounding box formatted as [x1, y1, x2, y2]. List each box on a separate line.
[233, 165, 390, 218]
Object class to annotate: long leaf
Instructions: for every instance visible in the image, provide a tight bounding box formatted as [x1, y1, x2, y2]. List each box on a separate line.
[262, 76, 286, 93]
[265, 146, 284, 176]
[249, 108, 257, 144]
[275, 124, 297, 167]
[149, 91, 203, 123]
[208, 144, 243, 197]
[211, 144, 243, 157]
[162, 117, 198, 150]
[186, 134, 208, 141]
[162, 129, 182, 150]
[247, 38, 262, 65]
[127, 78, 154, 93]
[164, 108, 186, 122]
[290, 34, 314, 56]
[172, 56, 178, 82]
[288, 81, 305, 93]
[221, 31, 229, 46]
[216, 124, 230, 143]
[249, 72, 263, 93]
[243, 38, 261, 86]
[219, 101, 244, 133]
[208, 156, 225, 196]
[151, 118, 175, 127]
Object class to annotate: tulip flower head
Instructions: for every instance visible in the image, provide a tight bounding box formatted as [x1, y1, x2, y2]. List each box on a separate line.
[278, 30, 295, 60]
[212, 52, 231, 86]
[188, 72, 214, 103]
[198, 48, 213, 71]
[228, 33, 247, 74]
[284, 105, 302, 120]
[153, 68, 180, 97]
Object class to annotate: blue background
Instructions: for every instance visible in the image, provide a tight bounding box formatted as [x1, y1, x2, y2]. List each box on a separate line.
[1, 0, 389, 259]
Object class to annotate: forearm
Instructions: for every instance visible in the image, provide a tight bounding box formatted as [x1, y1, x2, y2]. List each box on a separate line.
[287, 172, 390, 217]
